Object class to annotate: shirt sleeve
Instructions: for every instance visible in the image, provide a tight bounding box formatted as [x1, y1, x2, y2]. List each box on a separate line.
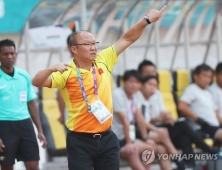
[208, 86, 219, 110]
[112, 88, 126, 113]
[135, 91, 143, 109]
[180, 85, 195, 104]
[96, 45, 118, 72]
[213, 96, 218, 111]
[50, 69, 71, 89]
[144, 103, 151, 123]
[25, 72, 37, 102]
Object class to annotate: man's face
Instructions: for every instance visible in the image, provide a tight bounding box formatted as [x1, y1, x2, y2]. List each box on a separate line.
[142, 79, 158, 97]
[0, 46, 16, 69]
[216, 71, 222, 87]
[124, 77, 141, 95]
[194, 70, 213, 89]
[71, 32, 97, 61]
[141, 65, 157, 77]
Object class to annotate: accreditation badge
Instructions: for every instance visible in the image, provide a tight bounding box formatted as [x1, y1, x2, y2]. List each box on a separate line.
[20, 91, 27, 103]
[91, 99, 112, 124]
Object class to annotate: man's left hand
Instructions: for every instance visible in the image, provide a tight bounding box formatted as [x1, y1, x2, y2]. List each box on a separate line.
[38, 132, 47, 148]
[163, 112, 176, 126]
[148, 5, 166, 23]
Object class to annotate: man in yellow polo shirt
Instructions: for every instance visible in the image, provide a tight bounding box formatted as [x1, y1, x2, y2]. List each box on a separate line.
[32, 6, 166, 170]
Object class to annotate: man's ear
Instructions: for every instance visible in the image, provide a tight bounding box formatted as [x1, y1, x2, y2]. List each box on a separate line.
[70, 46, 78, 55]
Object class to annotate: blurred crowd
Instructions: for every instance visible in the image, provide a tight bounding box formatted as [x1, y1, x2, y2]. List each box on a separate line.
[110, 60, 222, 170]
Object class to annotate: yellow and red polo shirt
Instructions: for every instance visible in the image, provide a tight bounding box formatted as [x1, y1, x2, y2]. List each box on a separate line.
[50, 46, 118, 133]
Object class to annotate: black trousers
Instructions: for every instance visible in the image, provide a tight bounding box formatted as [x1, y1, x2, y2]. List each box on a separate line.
[66, 130, 120, 170]
[201, 124, 220, 138]
[168, 121, 211, 152]
[167, 121, 215, 166]
[0, 118, 39, 165]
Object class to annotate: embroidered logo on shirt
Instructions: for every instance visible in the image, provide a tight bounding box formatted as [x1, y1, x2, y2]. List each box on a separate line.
[3, 96, 10, 101]
[98, 68, 103, 75]
[0, 84, 7, 89]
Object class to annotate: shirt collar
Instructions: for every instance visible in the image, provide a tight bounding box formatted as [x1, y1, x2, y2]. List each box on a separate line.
[194, 83, 207, 91]
[215, 82, 220, 89]
[71, 60, 97, 73]
[0, 66, 19, 80]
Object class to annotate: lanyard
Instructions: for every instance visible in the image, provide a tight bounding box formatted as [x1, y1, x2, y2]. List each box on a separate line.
[75, 61, 98, 112]
[130, 97, 136, 123]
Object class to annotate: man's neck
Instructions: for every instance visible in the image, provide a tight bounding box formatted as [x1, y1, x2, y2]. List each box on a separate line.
[123, 87, 133, 99]
[0, 66, 14, 74]
[74, 58, 92, 71]
[195, 83, 206, 90]
[141, 89, 150, 100]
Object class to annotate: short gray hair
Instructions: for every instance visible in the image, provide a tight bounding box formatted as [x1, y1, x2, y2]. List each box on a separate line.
[68, 30, 91, 47]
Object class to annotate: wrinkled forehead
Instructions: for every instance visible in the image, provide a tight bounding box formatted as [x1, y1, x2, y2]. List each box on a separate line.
[77, 32, 96, 43]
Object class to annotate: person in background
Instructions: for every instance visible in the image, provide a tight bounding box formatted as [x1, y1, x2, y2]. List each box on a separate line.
[209, 62, 222, 125]
[112, 70, 174, 170]
[138, 60, 167, 121]
[139, 75, 189, 169]
[179, 64, 222, 145]
[138, 60, 219, 169]
[0, 39, 47, 170]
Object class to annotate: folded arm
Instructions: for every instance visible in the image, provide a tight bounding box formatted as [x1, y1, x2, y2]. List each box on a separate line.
[32, 63, 72, 87]
[178, 101, 198, 120]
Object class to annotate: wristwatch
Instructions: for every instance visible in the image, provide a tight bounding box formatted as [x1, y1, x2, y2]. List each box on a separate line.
[144, 15, 151, 24]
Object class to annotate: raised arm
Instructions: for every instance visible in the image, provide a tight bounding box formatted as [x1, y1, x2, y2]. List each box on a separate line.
[32, 63, 72, 87]
[114, 5, 166, 56]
